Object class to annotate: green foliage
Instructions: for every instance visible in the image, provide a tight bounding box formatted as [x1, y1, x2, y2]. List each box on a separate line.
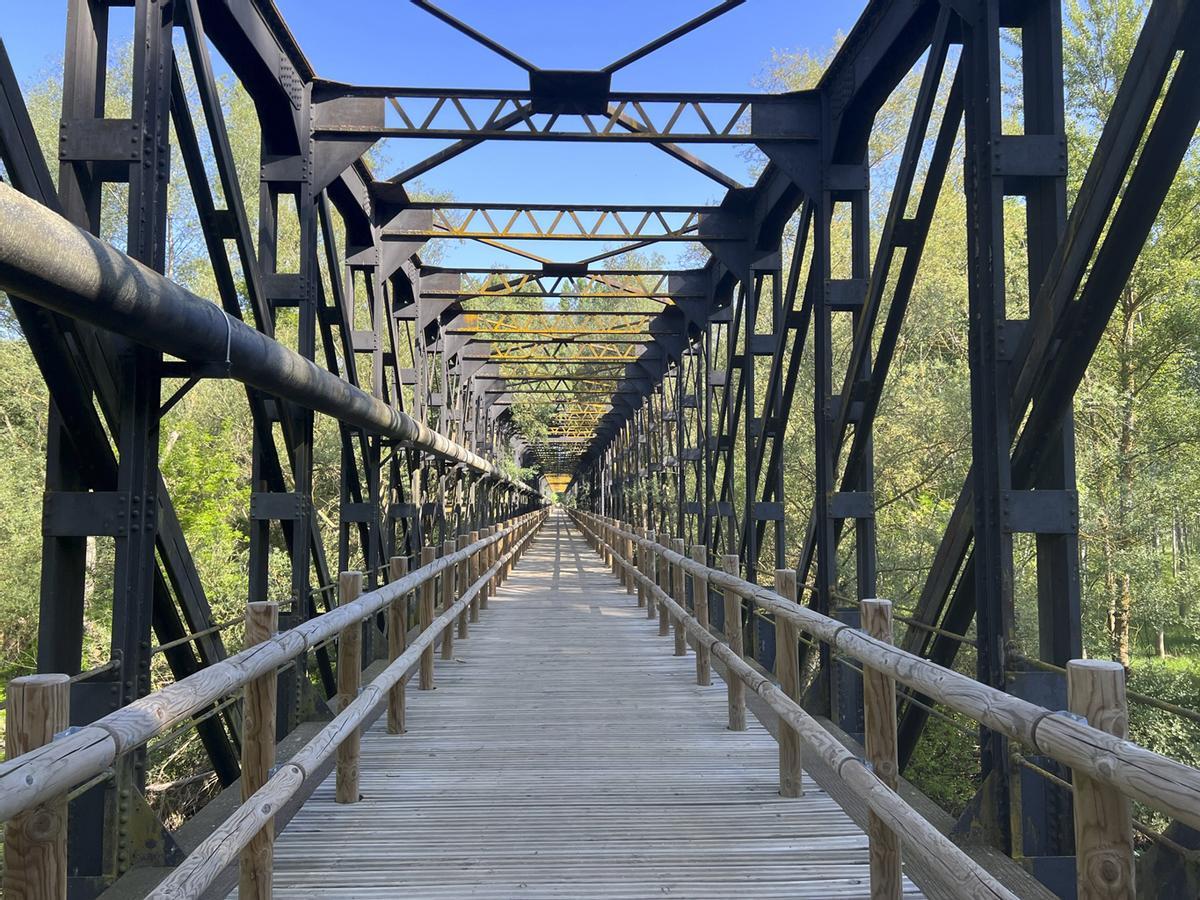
[0, 341, 49, 681]
[0, 0, 1198, 834]
[509, 398, 556, 446]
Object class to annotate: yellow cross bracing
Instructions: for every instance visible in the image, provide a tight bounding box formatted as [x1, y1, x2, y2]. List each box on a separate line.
[442, 272, 679, 301]
[430, 271, 669, 464]
[543, 473, 573, 493]
[483, 339, 644, 356]
[455, 322, 652, 337]
[506, 377, 619, 387]
[461, 312, 650, 330]
[549, 414, 606, 427]
[549, 419, 608, 438]
[486, 351, 641, 362]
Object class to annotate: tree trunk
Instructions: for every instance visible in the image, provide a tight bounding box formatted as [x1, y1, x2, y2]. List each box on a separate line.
[1111, 288, 1137, 668]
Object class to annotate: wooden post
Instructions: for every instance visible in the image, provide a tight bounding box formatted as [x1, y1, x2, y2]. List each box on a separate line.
[3, 673, 68, 900]
[657, 541, 671, 636]
[419, 546, 436, 690]
[441, 540, 456, 660]
[646, 533, 660, 619]
[1068, 659, 1135, 899]
[635, 527, 644, 599]
[690, 545, 711, 685]
[722, 554, 746, 731]
[628, 528, 638, 600]
[456, 535, 471, 639]
[773, 570, 804, 799]
[494, 529, 505, 588]
[860, 599, 900, 898]
[240, 601, 279, 899]
[387, 555, 409, 735]
[635, 528, 648, 607]
[480, 526, 493, 610]
[671, 538, 687, 656]
[468, 530, 481, 622]
[336, 571, 363, 804]
[491, 525, 501, 588]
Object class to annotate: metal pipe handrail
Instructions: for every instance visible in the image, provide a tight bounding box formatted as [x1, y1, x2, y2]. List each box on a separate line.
[0, 185, 541, 499]
[0, 514, 535, 822]
[576, 511, 1200, 834]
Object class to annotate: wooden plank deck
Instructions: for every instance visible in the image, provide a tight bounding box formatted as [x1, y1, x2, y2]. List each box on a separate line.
[260, 512, 923, 898]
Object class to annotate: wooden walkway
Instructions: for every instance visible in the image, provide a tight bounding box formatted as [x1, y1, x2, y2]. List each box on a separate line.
[260, 513, 923, 898]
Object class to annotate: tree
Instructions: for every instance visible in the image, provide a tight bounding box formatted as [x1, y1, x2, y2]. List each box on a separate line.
[1065, 0, 1200, 665]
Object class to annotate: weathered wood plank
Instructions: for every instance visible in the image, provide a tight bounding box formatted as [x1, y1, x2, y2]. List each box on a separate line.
[256, 514, 921, 899]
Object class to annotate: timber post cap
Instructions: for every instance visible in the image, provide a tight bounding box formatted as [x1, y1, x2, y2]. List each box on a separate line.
[9, 673, 70, 687]
[1066, 658, 1125, 673]
[246, 600, 279, 612]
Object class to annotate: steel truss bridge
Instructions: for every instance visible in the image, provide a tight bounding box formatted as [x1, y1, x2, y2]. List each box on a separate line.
[0, 0, 1198, 898]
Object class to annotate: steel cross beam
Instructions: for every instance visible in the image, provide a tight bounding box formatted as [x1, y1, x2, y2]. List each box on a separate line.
[418, 268, 702, 300]
[387, 202, 726, 242]
[312, 84, 818, 144]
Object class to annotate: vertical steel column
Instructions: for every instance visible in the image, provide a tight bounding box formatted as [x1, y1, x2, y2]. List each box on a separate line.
[251, 73, 321, 730]
[962, 0, 1016, 851]
[810, 186, 836, 717]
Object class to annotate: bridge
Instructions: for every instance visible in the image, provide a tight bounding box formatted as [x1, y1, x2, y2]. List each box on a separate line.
[0, 0, 1199, 898]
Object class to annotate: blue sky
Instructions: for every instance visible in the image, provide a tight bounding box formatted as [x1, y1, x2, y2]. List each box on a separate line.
[4, 1, 858, 268]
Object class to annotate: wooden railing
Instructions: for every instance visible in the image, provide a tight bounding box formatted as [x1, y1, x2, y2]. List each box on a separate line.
[1, 510, 546, 899]
[571, 510, 1200, 900]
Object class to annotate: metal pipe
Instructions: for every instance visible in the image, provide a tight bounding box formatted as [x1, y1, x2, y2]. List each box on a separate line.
[0, 185, 536, 496]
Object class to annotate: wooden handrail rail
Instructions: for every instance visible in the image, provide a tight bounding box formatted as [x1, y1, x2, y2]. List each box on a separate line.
[0, 513, 538, 824]
[571, 512, 1015, 900]
[574, 511, 1200, 835]
[146, 514, 544, 900]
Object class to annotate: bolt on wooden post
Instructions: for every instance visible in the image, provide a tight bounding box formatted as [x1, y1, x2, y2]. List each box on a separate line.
[387, 555, 409, 734]
[336, 571, 363, 804]
[240, 601, 279, 899]
[722, 554, 746, 731]
[671, 538, 687, 656]
[1068, 659, 1135, 900]
[3, 673, 69, 900]
[774, 570, 804, 799]
[690, 545, 711, 685]
[419, 546, 436, 690]
[861, 599, 900, 899]
[441, 540, 457, 660]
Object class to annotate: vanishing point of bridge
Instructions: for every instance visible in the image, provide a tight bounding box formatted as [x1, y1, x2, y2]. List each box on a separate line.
[1, 0, 1200, 898]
